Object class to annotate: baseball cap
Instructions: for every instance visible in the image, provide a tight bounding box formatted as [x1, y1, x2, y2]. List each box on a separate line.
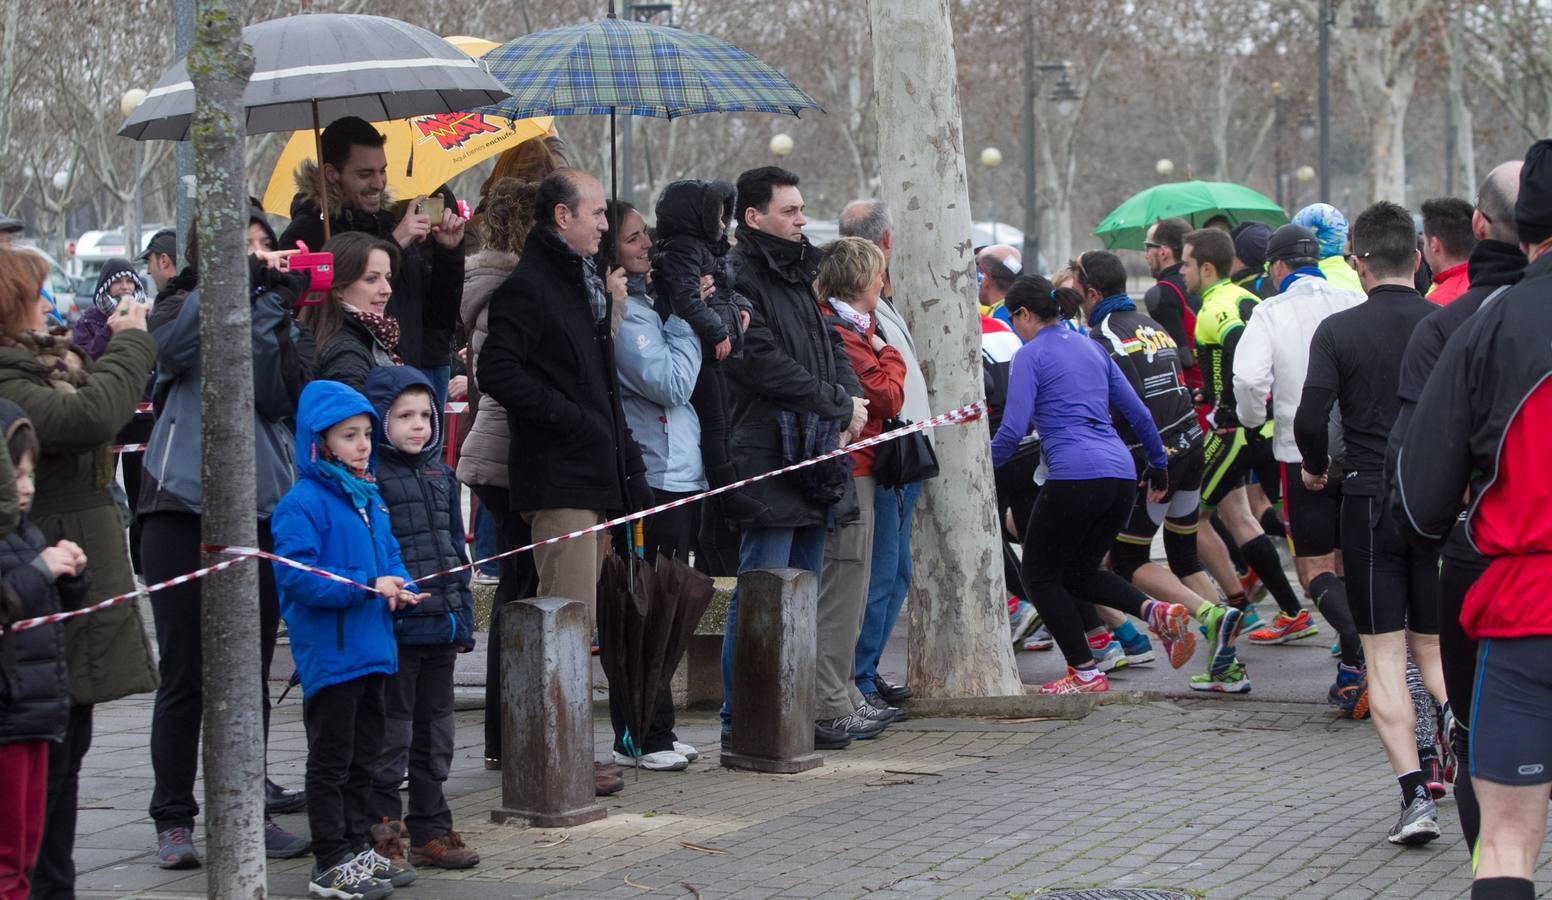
[1264, 224, 1320, 263]
[0, 214, 23, 234]
[138, 228, 177, 261]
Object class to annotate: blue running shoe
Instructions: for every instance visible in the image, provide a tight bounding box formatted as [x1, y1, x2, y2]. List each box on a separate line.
[1117, 631, 1156, 666]
[1090, 639, 1129, 673]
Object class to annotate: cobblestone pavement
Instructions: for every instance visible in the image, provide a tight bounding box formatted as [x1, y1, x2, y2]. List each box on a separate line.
[72, 691, 1547, 899]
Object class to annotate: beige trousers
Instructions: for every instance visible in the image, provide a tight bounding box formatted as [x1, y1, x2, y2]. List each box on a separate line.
[815, 476, 876, 721]
[522, 508, 608, 631]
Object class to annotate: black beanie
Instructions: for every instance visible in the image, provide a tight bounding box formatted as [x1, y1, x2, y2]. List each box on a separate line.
[1515, 139, 1552, 246]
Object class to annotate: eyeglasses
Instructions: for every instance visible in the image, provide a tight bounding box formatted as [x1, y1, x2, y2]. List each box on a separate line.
[1069, 255, 1092, 290]
[1143, 241, 1163, 251]
[1345, 248, 1374, 267]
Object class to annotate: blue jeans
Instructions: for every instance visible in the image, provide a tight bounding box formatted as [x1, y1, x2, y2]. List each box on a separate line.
[472, 500, 499, 576]
[415, 365, 451, 413]
[853, 480, 923, 694]
[720, 524, 828, 725]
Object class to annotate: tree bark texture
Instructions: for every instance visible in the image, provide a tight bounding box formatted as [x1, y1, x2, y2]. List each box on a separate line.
[866, 0, 1023, 699]
[189, 2, 264, 896]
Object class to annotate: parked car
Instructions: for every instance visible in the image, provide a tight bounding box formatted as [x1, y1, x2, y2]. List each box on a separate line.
[22, 247, 82, 324]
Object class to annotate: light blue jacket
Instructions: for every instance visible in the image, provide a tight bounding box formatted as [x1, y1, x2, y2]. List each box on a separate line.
[614, 291, 707, 494]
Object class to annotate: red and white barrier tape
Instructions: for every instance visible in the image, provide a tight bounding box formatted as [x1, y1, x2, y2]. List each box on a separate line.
[14, 400, 984, 634]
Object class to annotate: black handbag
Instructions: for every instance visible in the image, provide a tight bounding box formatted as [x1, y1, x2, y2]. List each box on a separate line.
[872, 417, 940, 487]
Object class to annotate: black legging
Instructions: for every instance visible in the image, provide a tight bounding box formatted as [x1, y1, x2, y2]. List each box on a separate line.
[1022, 477, 1150, 668]
[1440, 547, 1490, 853]
[471, 484, 539, 761]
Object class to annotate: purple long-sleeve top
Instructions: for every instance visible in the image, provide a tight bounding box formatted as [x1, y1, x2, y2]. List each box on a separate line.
[990, 324, 1167, 480]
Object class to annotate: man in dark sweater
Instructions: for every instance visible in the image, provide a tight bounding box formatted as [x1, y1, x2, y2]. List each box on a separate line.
[1294, 201, 1445, 847]
[1388, 160, 1526, 854]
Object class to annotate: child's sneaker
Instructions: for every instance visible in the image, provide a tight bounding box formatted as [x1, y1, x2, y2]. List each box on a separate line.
[1188, 660, 1252, 693]
[408, 831, 480, 870]
[309, 855, 392, 900]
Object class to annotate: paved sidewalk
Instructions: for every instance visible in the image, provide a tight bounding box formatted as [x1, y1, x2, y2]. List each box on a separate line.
[71, 691, 1540, 899]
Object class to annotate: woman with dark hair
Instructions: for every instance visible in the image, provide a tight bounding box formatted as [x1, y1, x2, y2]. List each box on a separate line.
[302, 231, 404, 390]
[0, 247, 158, 896]
[990, 274, 1184, 696]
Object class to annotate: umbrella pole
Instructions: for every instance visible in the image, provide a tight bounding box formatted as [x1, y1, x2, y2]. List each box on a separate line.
[312, 99, 331, 242]
[610, 107, 619, 211]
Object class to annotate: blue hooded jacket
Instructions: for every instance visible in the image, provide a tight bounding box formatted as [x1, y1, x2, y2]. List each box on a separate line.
[363, 366, 475, 650]
[270, 380, 412, 699]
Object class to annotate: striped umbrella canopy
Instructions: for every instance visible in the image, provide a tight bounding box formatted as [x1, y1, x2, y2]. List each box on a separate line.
[119, 13, 511, 141]
[473, 14, 821, 121]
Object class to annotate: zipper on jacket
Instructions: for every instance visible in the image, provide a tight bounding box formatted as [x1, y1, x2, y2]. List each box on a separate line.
[155, 420, 178, 481]
[1461, 371, 1552, 550]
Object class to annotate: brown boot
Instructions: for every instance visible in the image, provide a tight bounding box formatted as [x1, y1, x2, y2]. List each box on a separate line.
[367, 818, 417, 886]
[594, 761, 624, 796]
[408, 831, 480, 870]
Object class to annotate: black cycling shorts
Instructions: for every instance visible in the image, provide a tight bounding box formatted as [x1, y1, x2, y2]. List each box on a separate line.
[1119, 446, 1204, 543]
[1471, 636, 1552, 786]
[1340, 493, 1439, 636]
[1280, 462, 1341, 558]
[1200, 423, 1272, 508]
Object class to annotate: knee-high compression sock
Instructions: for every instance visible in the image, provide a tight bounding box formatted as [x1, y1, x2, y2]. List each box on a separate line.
[1212, 511, 1246, 572]
[1409, 657, 1440, 753]
[1451, 724, 1480, 854]
[1310, 572, 1361, 667]
[1238, 534, 1301, 616]
[1259, 505, 1286, 538]
[1471, 878, 1535, 900]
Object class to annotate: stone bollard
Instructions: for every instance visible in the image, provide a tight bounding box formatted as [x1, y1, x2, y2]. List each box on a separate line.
[491, 597, 606, 827]
[721, 568, 822, 774]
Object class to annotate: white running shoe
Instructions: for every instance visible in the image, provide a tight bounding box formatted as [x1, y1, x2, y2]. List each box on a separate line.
[612, 749, 689, 771]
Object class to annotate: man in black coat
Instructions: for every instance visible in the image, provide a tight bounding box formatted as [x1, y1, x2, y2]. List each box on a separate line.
[276, 115, 465, 405]
[477, 169, 649, 633]
[719, 166, 865, 751]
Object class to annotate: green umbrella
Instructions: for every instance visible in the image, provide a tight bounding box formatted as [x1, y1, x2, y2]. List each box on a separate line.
[1093, 181, 1288, 251]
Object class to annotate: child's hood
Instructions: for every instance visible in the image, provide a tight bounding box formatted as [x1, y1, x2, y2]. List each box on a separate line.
[294, 380, 381, 481]
[363, 365, 442, 466]
[90, 257, 146, 318]
[654, 179, 737, 251]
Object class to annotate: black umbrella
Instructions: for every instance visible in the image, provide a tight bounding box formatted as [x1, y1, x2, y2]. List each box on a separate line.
[597, 527, 658, 773]
[118, 13, 510, 238]
[649, 552, 716, 716]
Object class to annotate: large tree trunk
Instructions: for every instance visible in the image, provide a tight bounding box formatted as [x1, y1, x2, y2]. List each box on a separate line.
[866, 0, 1022, 699]
[189, 1, 265, 895]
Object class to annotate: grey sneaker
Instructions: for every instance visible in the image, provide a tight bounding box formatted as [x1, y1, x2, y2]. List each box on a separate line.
[156, 826, 201, 869]
[264, 818, 310, 859]
[861, 693, 907, 722]
[1387, 796, 1441, 846]
[821, 712, 887, 740]
[309, 855, 393, 900]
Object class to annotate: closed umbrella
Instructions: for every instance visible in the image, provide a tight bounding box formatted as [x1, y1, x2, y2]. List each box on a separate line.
[1093, 181, 1289, 251]
[473, 3, 822, 207]
[119, 13, 511, 236]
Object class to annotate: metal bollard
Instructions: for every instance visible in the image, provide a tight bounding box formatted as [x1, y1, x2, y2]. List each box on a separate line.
[490, 597, 607, 827]
[721, 568, 823, 774]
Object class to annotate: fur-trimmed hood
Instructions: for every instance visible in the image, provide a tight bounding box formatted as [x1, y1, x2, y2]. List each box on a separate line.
[289, 158, 398, 222]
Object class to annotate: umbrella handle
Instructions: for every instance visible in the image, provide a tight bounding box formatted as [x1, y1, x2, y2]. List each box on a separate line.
[631, 520, 646, 558]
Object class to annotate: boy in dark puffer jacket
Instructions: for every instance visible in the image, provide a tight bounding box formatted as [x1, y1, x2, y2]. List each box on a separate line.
[651, 180, 757, 516]
[0, 400, 89, 899]
[361, 367, 479, 874]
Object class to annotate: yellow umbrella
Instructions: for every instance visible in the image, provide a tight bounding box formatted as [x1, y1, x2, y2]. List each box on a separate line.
[260, 36, 552, 215]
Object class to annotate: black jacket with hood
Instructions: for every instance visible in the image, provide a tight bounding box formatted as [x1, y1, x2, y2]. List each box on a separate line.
[724, 225, 861, 528]
[276, 161, 464, 370]
[0, 400, 88, 745]
[478, 224, 646, 514]
[651, 180, 751, 350]
[363, 366, 474, 650]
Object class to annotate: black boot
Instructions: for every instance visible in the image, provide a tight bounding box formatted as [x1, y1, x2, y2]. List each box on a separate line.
[265, 777, 306, 816]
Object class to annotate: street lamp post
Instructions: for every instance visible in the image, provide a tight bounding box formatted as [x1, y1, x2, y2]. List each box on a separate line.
[618, 2, 676, 210]
[1272, 82, 1285, 210]
[1020, 4, 1079, 269]
[980, 146, 1003, 244]
[120, 88, 147, 255]
[1317, 0, 1331, 203]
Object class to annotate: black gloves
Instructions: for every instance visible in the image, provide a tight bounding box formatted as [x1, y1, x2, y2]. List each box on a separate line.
[1143, 465, 1169, 495]
[1209, 403, 1240, 433]
[627, 472, 657, 513]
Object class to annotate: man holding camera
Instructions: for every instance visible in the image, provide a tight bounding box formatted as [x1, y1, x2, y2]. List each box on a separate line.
[278, 115, 465, 404]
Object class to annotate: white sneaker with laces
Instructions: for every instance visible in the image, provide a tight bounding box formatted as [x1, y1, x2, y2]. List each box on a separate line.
[672, 741, 699, 762]
[612, 749, 689, 771]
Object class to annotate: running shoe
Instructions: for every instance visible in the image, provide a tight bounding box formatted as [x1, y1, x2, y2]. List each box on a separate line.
[1146, 602, 1195, 669]
[1188, 660, 1251, 693]
[1041, 667, 1110, 695]
[1240, 570, 1268, 604]
[1331, 639, 1342, 657]
[1117, 631, 1156, 666]
[1328, 663, 1369, 719]
[1090, 639, 1129, 673]
[1200, 604, 1244, 675]
[1247, 610, 1319, 645]
[1022, 624, 1054, 652]
[1387, 796, 1441, 846]
[1010, 599, 1039, 646]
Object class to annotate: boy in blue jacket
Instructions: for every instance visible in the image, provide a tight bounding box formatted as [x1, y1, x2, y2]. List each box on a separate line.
[361, 367, 479, 874]
[272, 380, 425, 900]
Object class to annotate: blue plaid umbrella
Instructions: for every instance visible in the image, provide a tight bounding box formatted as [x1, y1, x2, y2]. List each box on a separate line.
[474, 14, 822, 121]
[475, 6, 822, 210]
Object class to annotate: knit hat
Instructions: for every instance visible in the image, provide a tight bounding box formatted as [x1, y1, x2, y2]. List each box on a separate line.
[1515, 139, 1552, 246]
[1231, 222, 1272, 269]
[1264, 225, 1321, 263]
[1292, 203, 1349, 258]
